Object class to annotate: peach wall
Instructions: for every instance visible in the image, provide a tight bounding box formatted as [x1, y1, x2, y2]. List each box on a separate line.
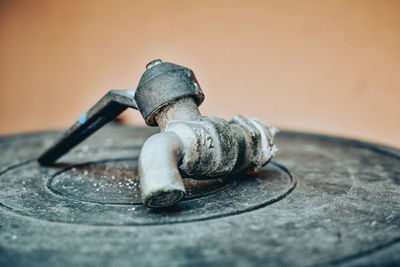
[0, 0, 399, 147]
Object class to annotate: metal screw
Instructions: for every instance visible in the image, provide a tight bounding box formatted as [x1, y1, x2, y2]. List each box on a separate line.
[146, 59, 162, 70]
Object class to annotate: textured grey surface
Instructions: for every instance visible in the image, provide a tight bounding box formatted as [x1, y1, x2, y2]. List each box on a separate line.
[0, 125, 399, 266]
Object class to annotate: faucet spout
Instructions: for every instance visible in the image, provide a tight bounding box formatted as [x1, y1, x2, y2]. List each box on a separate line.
[138, 132, 186, 208]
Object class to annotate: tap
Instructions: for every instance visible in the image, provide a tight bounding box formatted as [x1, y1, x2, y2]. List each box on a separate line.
[38, 59, 278, 208]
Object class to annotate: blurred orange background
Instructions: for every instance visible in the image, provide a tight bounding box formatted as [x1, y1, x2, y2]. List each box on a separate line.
[0, 0, 399, 148]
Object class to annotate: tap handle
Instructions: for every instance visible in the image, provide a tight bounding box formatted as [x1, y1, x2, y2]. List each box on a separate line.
[38, 89, 138, 165]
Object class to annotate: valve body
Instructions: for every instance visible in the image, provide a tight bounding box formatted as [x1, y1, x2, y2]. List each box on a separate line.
[137, 62, 278, 208]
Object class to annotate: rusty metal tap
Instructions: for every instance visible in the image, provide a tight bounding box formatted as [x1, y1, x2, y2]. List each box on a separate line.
[38, 59, 278, 208]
